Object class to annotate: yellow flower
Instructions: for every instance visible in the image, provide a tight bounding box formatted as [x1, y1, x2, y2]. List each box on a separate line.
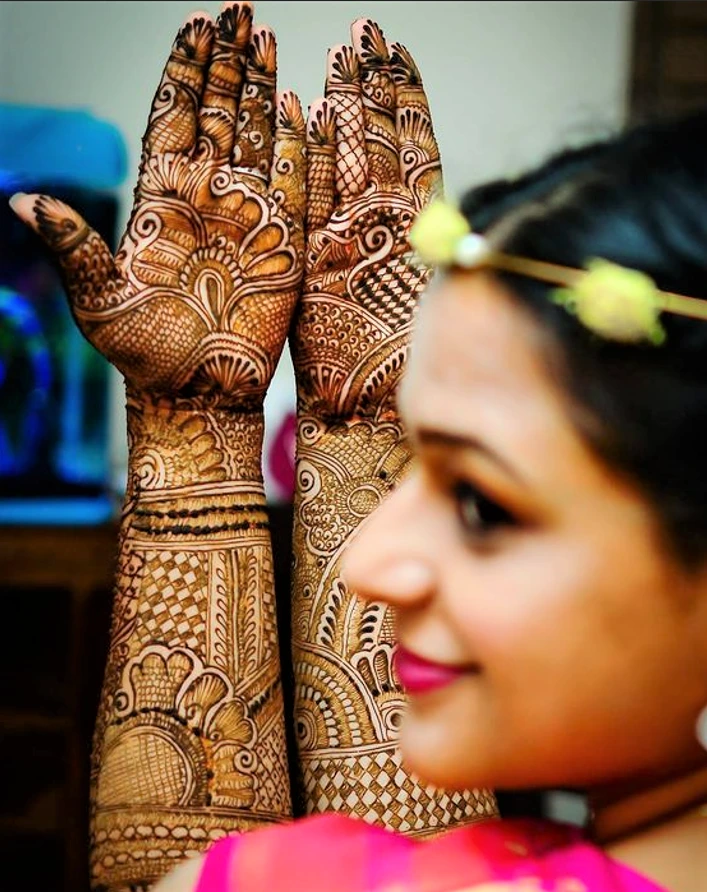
[553, 259, 666, 345]
[409, 199, 470, 265]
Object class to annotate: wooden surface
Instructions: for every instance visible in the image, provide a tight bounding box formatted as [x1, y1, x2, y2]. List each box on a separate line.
[0, 522, 118, 892]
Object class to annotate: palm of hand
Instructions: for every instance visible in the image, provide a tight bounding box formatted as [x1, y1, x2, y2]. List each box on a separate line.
[14, 5, 306, 409]
[292, 25, 442, 421]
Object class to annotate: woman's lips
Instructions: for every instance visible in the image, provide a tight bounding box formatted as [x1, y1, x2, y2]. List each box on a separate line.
[394, 646, 477, 695]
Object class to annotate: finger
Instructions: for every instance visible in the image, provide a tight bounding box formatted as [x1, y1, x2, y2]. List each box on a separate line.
[325, 44, 368, 201]
[142, 11, 215, 159]
[232, 24, 277, 181]
[196, 1, 253, 161]
[269, 91, 307, 223]
[9, 193, 120, 330]
[351, 18, 399, 187]
[305, 98, 336, 232]
[389, 42, 443, 205]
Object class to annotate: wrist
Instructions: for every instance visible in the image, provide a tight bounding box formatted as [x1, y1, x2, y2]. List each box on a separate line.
[126, 398, 266, 498]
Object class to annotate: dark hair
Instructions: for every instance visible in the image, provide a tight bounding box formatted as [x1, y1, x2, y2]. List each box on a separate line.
[459, 108, 707, 569]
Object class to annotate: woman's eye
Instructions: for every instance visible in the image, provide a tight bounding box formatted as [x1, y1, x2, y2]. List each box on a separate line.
[452, 481, 516, 537]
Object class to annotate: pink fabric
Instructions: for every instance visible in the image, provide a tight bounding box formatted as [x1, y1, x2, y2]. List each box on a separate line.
[194, 815, 668, 892]
[194, 833, 239, 892]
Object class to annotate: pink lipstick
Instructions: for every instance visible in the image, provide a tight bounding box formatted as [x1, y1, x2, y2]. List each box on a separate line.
[394, 646, 471, 695]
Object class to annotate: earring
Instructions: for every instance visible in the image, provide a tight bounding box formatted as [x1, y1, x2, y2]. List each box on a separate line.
[697, 705, 707, 750]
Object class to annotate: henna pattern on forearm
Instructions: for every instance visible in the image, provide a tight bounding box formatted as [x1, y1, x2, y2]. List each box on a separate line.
[90, 404, 292, 890]
[291, 419, 497, 834]
[290, 194, 498, 831]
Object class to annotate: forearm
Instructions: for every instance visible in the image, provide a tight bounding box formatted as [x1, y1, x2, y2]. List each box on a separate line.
[91, 395, 291, 890]
[290, 413, 497, 834]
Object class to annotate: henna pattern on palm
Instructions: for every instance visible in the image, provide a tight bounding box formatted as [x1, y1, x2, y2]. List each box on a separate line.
[290, 20, 498, 834]
[11, 5, 306, 889]
[22, 11, 304, 411]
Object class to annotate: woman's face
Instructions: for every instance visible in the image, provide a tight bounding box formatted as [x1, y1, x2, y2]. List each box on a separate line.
[343, 271, 707, 793]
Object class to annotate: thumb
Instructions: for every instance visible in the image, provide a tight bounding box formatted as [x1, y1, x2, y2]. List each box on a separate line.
[9, 192, 121, 329]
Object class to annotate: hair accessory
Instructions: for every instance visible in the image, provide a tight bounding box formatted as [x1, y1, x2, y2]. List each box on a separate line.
[409, 199, 707, 344]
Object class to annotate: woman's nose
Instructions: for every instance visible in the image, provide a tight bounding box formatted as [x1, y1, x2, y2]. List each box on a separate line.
[341, 473, 436, 607]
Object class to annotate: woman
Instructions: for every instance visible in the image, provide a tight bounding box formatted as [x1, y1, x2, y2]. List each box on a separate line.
[11, 1, 707, 889]
[165, 96, 707, 892]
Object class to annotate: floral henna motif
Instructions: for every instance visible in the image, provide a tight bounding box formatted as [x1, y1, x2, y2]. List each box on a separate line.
[142, 15, 215, 160]
[26, 135, 303, 408]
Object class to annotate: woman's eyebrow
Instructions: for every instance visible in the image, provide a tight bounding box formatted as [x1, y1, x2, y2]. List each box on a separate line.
[415, 426, 525, 486]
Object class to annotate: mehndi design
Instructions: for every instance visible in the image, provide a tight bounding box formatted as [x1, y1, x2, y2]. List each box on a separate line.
[290, 19, 497, 835]
[11, 3, 306, 888]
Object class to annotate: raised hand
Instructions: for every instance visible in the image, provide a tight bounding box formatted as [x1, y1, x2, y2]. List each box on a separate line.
[12, 2, 306, 410]
[11, 4, 307, 888]
[292, 18, 441, 421]
[289, 20, 497, 835]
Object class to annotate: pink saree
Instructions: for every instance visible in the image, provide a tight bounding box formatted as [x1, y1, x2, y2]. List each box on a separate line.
[194, 815, 668, 891]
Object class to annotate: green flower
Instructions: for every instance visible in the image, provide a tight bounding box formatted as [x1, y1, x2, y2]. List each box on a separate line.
[553, 259, 666, 345]
[409, 200, 470, 266]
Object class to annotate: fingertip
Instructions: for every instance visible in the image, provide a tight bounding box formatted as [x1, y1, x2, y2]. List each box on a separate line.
[251, 22, 276, 41]
[248, 22, 277, 70]
[306, 97, 335, 143]
[9, 192, 35, 222]
[276, 90, 305, 133]
[326, 44, 359, 92]
[220, 0, 253, 14]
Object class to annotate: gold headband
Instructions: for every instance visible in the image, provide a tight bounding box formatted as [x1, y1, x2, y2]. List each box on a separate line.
[409, 200, 707, 345]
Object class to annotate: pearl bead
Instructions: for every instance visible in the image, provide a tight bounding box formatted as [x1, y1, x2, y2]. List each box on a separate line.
[453, 232, 490, 268]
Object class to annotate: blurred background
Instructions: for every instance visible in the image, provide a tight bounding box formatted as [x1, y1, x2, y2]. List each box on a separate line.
[0, 1, 705, 889]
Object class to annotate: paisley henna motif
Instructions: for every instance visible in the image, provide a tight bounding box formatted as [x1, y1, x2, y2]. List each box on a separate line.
[11, 4, 305, 888]
[291, 20, 498, 834]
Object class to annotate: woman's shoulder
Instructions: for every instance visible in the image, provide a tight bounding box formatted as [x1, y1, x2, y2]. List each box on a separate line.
[195, 814, 668, 892]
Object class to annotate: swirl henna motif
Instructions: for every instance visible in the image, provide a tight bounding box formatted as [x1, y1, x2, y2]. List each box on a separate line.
[11, 5, 307, 889]
[290, 20, 498, 835]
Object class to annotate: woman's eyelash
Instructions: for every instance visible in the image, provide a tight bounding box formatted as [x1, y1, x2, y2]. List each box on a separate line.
[452, 480, 517, 537]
